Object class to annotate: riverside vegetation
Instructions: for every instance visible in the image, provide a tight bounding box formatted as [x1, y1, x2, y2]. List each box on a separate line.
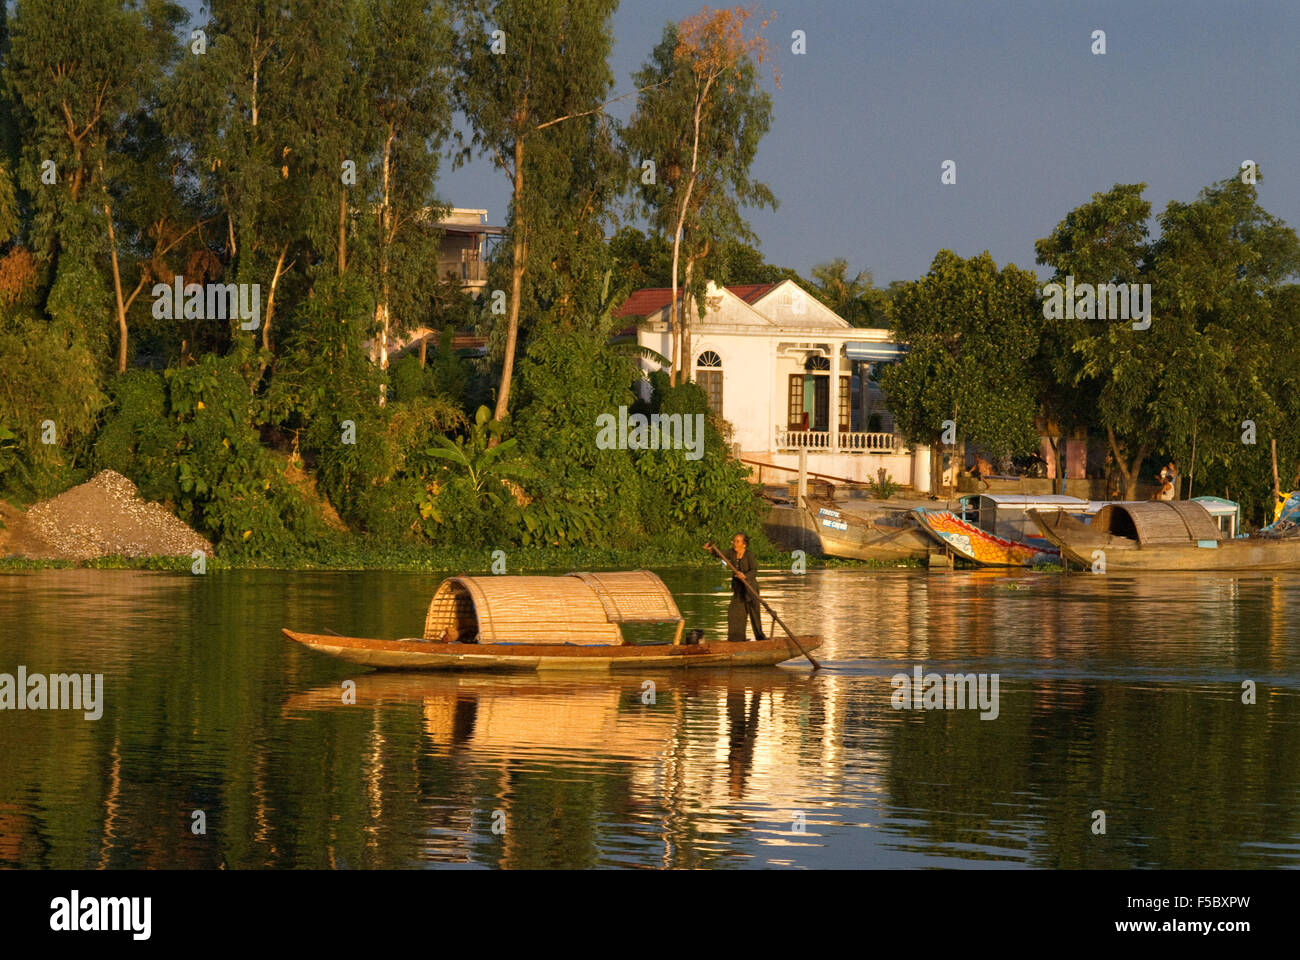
[2, 3, 1297, 570]
[0, 2, 780, 569]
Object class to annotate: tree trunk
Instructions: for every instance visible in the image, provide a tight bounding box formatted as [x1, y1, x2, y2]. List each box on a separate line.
[375, 124, 395, 407]
[103, 194, 129, 374]
[681, 240, 711, 386]
[668, 208, 685, 386]
[668, 84, 712, 387]
[682, 255, 695, 382]
[1271, 437, 1281, 505]
[493, 136, 527, 427]
[263, 244, 289, 353]
[338, 187, 348, 275]
[105, 204, 129, 372]
[1106, 425, 1147, 500]
[1047, 436, 1063, 495]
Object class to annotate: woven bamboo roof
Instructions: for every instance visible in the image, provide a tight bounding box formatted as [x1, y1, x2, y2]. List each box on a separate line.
[1091, 501, 1223, 545]
[423, 570, 681, 646]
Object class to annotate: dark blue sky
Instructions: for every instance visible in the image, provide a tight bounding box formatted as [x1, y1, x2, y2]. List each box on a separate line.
[189, 0, 1300, 285]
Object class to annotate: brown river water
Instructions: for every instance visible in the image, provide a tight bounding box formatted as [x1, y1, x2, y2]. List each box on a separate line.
[0, 566, 1297, 869]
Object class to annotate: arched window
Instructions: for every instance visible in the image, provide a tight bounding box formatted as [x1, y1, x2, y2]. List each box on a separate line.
[695, 351, 723, 414]
[804, 355, 830, 371]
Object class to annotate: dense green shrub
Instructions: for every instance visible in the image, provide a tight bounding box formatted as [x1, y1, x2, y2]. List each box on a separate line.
[91, 371, 181, 504]
[416, 405, 527, 548]
[167, 353, 327, 558]
[505, 328, 767, 552]
[512, 326, 646, 548]
[0, 308, 105, 501]
[636, 374, 766, 543]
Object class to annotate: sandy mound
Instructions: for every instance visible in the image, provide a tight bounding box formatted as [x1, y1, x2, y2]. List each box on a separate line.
[4, 470, 213, 561]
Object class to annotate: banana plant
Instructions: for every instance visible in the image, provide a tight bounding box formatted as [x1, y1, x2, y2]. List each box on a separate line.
[423, 405, 534, 502]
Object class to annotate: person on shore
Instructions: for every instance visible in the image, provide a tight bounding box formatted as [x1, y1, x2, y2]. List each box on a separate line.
[724, 533, 766, 643]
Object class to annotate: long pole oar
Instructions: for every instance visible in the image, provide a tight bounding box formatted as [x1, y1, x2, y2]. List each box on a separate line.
[705, 542, 821, 670]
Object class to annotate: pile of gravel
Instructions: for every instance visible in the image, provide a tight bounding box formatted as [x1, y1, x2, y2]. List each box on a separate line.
[21, 470, 213, 560]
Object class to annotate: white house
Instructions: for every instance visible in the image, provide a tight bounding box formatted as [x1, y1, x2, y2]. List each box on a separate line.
[615, 279, 930, 490]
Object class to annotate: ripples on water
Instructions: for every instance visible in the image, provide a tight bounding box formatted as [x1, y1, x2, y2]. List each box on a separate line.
[0, 566, 1297, 869]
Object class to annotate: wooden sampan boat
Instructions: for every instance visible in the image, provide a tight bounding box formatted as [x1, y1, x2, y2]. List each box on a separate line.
[1028, 500, 1300, 572]
[283, 570, 822, 671]
[804, 497, 933, 562]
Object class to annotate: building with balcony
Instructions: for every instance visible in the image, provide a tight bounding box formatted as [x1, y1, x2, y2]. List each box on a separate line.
[615, 280, 929, 489]
[436, 208, 503, 294]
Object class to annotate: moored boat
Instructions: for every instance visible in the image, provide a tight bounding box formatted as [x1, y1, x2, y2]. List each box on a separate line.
[283, 570, 821, 671]
[1028, 499, 1300, 571]
[911, 494, 1093, 566]
[804, 497, 933, 562]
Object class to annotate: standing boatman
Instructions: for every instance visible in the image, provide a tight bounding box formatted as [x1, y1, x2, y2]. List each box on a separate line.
[724, 533, 766, 642]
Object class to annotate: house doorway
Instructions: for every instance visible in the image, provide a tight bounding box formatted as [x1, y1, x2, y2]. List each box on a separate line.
[805, 356, 830, 432]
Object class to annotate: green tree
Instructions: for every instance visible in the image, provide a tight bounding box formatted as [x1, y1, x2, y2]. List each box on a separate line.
[808, 258, 893, 327]
[451, 0, 619, 423]
[1147, 176, 1300, 513]
[358, 0, 453, 400]
[1036, 176, 1300, 504]
[881, 250, 1042, 485]
[623, 10, 774, 384]
[1035, 183, 1154, 497]
[6, 0, 185, 371]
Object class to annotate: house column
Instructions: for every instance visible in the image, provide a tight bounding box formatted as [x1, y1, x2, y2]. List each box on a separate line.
[828, 344, 841, 453]
[769, 342, 779, 458]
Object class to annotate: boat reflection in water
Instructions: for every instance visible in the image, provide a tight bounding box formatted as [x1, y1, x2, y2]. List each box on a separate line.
[282, 670, 854, 868]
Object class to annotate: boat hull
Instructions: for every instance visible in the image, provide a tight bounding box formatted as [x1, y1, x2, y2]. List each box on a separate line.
[282, 629, 823, 671]
[805, 499, 932, 561]
[1029, 508, 1300, 571]
[912, 508, 1059, 567]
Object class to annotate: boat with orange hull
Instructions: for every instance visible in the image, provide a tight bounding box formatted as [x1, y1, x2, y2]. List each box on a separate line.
[911, 494, 1090, 566]
[282, 570, 821, 671]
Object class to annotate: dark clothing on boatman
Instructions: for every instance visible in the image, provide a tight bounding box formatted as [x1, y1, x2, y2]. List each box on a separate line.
[725, 548, 765, 642]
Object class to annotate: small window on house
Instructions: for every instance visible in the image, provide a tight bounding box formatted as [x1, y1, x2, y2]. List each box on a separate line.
[838, 375, 851, 432]
[805, 356, 830, 371]
[695, 351, 723, 415]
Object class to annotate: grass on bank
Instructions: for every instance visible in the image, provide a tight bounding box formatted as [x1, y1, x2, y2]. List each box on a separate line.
[0, 537, 920, 574]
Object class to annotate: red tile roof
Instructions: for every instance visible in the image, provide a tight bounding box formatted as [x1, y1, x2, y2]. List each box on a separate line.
[613, 287, 677, 318]
[727, 283, 777, 304]
[613, 283, 779, 318]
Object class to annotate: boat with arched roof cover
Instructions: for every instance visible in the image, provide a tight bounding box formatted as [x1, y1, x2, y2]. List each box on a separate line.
[283, 570, 821, 670]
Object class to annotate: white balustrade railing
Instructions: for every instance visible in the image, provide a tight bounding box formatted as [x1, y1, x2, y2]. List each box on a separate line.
[839, 431, 899, 452]
[775, 429, 898, 453]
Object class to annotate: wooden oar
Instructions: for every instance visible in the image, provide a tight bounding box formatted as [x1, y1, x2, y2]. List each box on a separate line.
[705, 542, 821, 670]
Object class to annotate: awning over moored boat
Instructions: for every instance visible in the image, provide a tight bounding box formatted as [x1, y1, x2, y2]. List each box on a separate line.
[1090, 501, 1223, 544]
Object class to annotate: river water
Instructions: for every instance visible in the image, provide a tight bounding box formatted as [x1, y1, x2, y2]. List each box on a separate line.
[1, 565, 1297, 869]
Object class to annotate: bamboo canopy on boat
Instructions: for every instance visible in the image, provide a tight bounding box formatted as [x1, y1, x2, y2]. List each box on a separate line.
[1089, 501, 1223, 544]
[421, 571, 683, 646]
